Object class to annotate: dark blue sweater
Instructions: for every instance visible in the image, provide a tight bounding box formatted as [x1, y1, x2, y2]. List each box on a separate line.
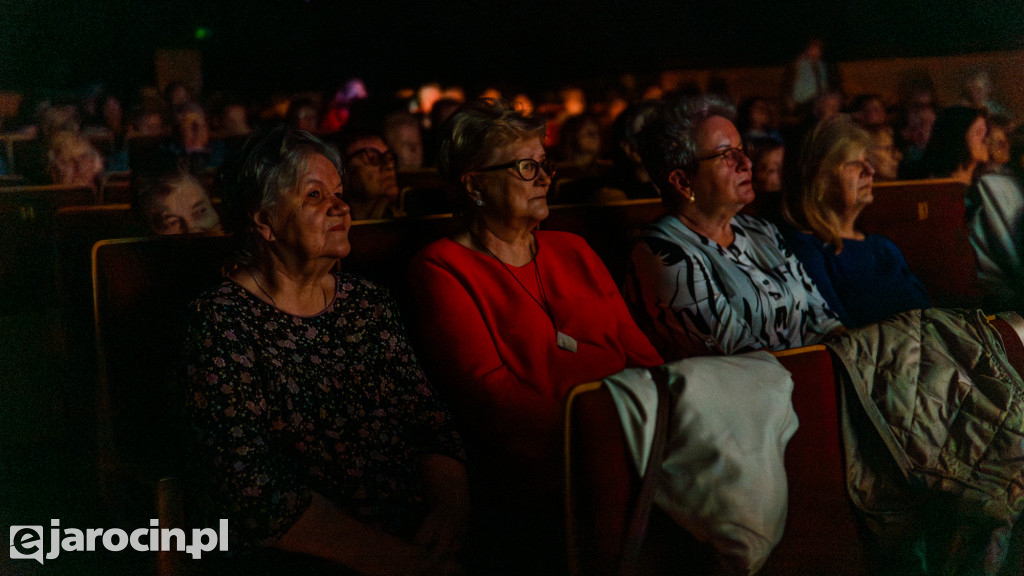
[785, 231, 930, 328]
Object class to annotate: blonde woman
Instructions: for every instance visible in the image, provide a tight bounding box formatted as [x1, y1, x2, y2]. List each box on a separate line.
[409, 98, 661, 575]
[783, 117, 929, 328]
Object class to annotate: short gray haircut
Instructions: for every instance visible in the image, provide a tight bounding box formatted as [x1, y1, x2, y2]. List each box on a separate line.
[640, 94, 736, 209]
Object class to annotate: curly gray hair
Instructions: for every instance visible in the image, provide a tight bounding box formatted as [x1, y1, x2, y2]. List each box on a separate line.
[640, 94, 737, 210]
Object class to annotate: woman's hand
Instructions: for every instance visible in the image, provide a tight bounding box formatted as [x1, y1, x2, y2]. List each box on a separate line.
[414, 499, 467, 559]
[275, 491, 448, 576]
[416, 454, 470, 560]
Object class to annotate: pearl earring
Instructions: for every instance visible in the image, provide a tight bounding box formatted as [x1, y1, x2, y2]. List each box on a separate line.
[689, 192, 696, 203]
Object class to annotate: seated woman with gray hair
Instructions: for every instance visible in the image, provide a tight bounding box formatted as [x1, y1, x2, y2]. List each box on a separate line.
[625, 93, 842, 360]
[46, 130, 105, 191]
[184, 127, 468, 576]
[409, 98, 661, 575]
[131, 155, 222, 235]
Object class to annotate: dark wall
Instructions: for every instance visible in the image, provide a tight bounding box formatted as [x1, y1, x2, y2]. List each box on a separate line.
[2, 0, 1023, 99]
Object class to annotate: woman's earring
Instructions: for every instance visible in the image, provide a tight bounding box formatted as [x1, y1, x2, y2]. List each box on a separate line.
[689, 192, 696, 203]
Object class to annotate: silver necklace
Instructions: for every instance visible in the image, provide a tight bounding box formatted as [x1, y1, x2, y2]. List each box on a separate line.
[248, 268, 278, 307]
[247, 268, 329, 310]
[468, 232, 578, 353]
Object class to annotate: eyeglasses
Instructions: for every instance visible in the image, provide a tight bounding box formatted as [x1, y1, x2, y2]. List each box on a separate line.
[697, 147, 748, 168]
[347, 147, 397, 168]
[474, 158, 556, 181]
[843, 159, 875, 176]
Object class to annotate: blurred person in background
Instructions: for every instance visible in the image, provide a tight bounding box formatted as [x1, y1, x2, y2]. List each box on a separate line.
[923, 106, 1024, 310]
[849, 93, 888, 130]
[382, 111, 424, 171]
[745, 135, 787, 224]
[896, 104, 936, 178]
[46, 130, 105, 191]
[338, 131, 402, 220]
[286, 97, 321, 134]
[866, 125, 902, 181]
[131, 155, 222, 236]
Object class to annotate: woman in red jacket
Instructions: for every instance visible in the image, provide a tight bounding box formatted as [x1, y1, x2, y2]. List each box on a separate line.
[409, 98, 662, 575]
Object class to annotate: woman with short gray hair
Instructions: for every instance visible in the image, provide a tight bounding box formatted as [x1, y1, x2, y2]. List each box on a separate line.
[626, 93, 842, 360]
[185, 126, 468, 575]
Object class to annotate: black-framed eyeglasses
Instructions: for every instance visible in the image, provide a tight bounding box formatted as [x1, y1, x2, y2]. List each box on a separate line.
[475, 158, 556, 181]
[697, 146, 748, 168]
[347, 147, 397, 168]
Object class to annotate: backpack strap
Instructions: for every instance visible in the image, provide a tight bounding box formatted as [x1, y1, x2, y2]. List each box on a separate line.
[619, 366, 671, 576]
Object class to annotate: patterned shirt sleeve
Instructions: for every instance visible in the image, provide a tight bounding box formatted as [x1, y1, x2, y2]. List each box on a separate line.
[355, 281, 465, 462]
[184, 296, 312, 547]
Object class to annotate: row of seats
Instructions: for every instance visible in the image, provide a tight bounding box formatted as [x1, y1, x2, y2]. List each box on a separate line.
[7, 176, 983, 571]
[23, 176, 980, 383]
[41, 178, 986, 464]
[5, 173, 978, 313]
[49, 176, 978, 313]
[83, 187, 1009, 573]
[565, 314, 1024, 575]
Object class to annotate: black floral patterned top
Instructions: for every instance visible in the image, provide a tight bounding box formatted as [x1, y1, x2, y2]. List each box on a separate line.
[184, 272, 463, 547]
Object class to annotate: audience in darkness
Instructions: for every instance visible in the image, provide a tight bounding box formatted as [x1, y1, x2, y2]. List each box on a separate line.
[131, 155, 222, 236]
[45, 130, 105, 190]
[285, 96, 321, 134]
[382, 110, 425, 171]
[849, 93, 887, 130]
[737, 96, 782, 142]
[337, 130, 402, 220]
[7, 34, 1024, 576]
[865, 125, 902, 181]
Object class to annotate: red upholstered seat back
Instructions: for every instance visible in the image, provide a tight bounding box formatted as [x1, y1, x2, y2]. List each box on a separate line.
[859, 178, 979, 308]
[1, 184, 97, 307]
[544, 199, 664, 286]
[564, 381, 637, 575]
[988, 313, 1024, 377]
[762, 346, 865, 575]
[564, 346, 867, 575]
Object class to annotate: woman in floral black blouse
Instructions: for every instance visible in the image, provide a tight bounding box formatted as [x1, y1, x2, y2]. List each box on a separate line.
[184, 127, 467, 576]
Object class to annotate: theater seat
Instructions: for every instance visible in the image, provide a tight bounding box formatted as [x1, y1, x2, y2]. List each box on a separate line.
[564, 345, 867, 575]
[1, 184, 97, 308]
[92, 235, 234, 521]
[761, 346, 865, 575]
[92, 234, 235, 574]
[544, 199, 664, 286]
[397, 169, 453, 217]
[859, 178, 979, 308]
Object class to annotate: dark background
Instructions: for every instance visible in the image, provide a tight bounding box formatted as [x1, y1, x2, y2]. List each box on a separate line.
[2, 0, 1023, 99]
